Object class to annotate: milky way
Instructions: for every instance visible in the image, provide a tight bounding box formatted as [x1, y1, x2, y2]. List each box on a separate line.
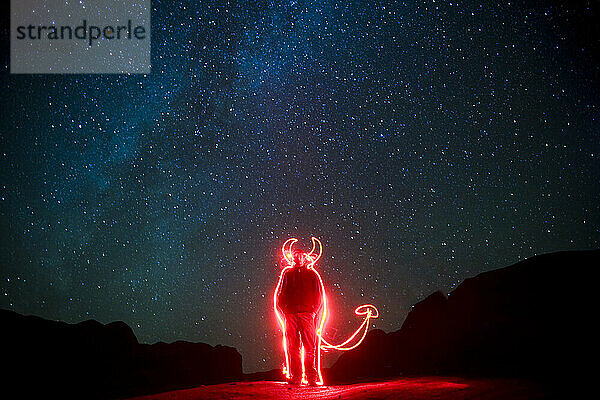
[1, 0, 598, 372]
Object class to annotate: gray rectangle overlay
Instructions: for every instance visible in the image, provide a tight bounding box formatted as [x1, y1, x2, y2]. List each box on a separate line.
[11, 0, 151, 74]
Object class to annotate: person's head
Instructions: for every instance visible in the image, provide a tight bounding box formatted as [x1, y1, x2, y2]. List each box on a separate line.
[292, 249, 306, 268]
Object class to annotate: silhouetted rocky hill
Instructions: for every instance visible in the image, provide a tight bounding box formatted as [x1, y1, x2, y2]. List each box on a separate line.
[1, 309, 242, 399]
[329, 249, 597, 385]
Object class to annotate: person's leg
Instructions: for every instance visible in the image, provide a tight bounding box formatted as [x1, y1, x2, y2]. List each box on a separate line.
[284, 314, 302, 383]
[298, 312, 318, 384]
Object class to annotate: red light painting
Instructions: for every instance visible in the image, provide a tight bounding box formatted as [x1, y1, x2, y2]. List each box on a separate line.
[273, 237, 379, 385]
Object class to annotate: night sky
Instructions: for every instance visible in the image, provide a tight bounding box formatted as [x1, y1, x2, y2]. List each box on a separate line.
[1, 0, 599, 373]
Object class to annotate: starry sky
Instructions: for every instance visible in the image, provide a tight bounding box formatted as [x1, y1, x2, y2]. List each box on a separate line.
[1, 0, 599, 373]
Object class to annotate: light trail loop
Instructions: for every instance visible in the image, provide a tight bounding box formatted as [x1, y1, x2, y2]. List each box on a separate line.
[319, 304, 379, 351]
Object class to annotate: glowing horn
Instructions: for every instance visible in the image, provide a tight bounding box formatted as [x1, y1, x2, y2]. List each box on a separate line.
[306, 237, 322, 267]
[282, 238, 297, 264]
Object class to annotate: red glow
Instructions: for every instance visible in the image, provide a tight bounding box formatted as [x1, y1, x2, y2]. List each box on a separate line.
[274, 237, 379, 385]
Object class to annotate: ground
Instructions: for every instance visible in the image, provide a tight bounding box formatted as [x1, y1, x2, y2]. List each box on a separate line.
[127, 376, 553, 399]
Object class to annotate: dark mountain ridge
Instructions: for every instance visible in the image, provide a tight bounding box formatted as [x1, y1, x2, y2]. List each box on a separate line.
[1, 308, 242, 399]
[329, 249, 597, 387]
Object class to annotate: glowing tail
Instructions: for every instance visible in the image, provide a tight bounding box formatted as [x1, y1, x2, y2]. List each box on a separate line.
[319, 304, 379, 351]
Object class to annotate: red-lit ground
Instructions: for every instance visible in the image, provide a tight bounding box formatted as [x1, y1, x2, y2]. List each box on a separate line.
[128, 377, 552, 400]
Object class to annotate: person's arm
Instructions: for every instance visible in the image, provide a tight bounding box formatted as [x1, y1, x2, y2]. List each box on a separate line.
[313, 271, 324, 314]
[276, 270, 288, 314]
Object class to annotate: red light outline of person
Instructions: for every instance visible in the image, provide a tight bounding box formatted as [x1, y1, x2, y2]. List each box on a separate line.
[273, 237, 379, 385]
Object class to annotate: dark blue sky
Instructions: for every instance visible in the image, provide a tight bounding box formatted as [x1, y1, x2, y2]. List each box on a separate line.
[1, 0, 598, 373]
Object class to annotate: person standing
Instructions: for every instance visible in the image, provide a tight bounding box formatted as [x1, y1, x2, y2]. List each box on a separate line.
[275, 249, 324, 385]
